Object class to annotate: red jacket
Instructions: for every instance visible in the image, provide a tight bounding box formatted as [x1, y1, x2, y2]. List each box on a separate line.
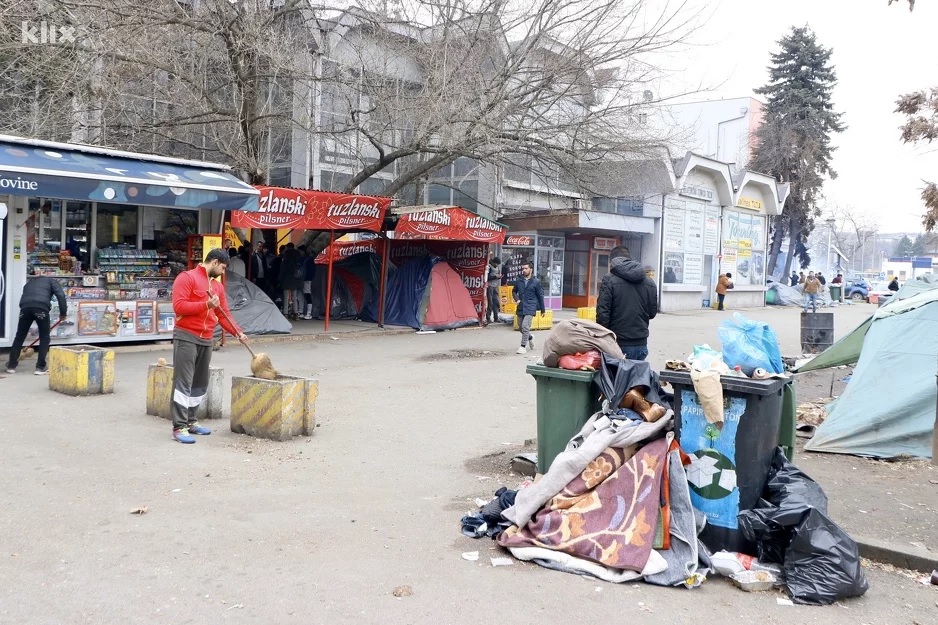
[172, 266, 242, 340]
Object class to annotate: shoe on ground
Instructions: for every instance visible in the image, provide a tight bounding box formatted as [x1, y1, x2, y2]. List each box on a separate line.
[173, 428, 196, 444]
[34, 367, 48, 375]
[5, 365, 15, 374]
[188, 422, 212, 435]
[517, 346, 527, 354]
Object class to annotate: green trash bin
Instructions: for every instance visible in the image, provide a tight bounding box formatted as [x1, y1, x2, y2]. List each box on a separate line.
[829, 284, 842, 302]
[526, 364, 602, 474]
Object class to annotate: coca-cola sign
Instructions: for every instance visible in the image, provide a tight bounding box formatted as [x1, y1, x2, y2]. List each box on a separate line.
[232, 186, 391, 232]
[504, 235, 534, 246]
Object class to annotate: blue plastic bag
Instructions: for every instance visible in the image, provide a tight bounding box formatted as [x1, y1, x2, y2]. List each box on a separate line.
[717, 313, 784, 376]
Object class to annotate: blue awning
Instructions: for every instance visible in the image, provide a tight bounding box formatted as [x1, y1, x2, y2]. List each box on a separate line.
[0, 135, 259, 212]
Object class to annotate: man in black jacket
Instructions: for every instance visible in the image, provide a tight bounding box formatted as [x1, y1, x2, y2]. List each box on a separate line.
[596, 246, 658, 361]
[5, 276, 68, 375]
[512, 261, 545, 354]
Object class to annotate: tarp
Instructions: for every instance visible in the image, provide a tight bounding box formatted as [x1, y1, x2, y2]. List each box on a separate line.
[801, 274, 938, 459]
[766, 280, 834, 308]
[0, 135, 259, 211]
[307, 251, 383, 320]
[231, 186, 392, 231]
[382, 256, 478, 331]
[394, 205, 506, 243]
[213, 272, 291, 337]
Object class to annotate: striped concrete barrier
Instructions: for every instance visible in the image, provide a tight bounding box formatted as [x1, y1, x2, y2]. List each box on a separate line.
[230, 374, 318, 441]
[146, 364, 224, 421]
[49, 345, 115, 396]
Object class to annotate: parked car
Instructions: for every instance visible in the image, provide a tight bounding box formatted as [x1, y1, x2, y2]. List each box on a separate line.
[867, 281, 894, 304]
[843, 279, 870, 302]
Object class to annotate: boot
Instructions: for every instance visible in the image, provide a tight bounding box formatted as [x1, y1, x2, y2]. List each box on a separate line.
[621, 388, 668, 423]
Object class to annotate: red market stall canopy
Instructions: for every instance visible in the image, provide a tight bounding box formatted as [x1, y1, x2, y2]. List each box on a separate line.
[315, 238, 384, 264]
[392, 205, 507, 243]
[231, 186, 392, 232]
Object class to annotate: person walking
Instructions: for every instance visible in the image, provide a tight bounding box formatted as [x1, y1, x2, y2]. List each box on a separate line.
[799, 271, 806, 285]
[802, 271, 822, 313]
[4, 276, 68, 375]
[790, 271, 799, 287]
[512, 261, 545, 354]
[170, 248, 247, 444]
[595, 245, 658, 361]
[485, 257, 502, 325]
[715, 272, 734, 311]
[817, 272, 827, 286]
[278, 242, 304, 319]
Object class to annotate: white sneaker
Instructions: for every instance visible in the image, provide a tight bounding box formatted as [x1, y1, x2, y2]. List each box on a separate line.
[516, 346, 527, 355]
[5, 368, 15, 374]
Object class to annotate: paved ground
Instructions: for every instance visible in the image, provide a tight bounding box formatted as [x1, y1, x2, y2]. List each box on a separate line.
[1, 303, 936, 624]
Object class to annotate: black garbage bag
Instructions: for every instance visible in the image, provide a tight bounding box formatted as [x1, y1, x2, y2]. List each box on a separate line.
[597, 353, 671, 409]
[738, 449, 869, 605]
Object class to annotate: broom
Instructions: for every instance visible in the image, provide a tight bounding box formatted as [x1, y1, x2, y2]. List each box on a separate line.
[209, 291, 278, 380]
[20, 319, 63, 360]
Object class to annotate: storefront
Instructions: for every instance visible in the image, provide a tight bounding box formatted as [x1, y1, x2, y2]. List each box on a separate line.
[0, 135, 259, 348]
[500, 233, 565, 311]
[660, 156, 786, 312]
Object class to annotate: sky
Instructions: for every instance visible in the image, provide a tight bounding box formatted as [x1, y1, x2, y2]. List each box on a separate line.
[658, 0, 938, 234]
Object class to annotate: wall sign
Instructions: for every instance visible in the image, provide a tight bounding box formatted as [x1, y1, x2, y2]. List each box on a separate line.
[679, 185, 714, 202]
[736, 197, 763, 210]
[593, 237, 616, 251]
[704, 206, 720, 255]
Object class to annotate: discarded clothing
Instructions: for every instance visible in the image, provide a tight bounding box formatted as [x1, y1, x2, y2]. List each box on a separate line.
[508, 545, 668, 583]
[460, 487, 517, 539]
[597, 354, 669, 411]
[612, 408, 644, 421]
[499, 437, 671, 572]
[542, 319, 623, 367]
[644, 444, 712, 588]
[502, 414, 672, 528]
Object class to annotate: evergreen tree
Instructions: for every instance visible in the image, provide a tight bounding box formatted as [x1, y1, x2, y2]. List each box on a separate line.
[911, 234, 927, 256]
[894, 234, 914, 257]
[752, 26, 845, 277]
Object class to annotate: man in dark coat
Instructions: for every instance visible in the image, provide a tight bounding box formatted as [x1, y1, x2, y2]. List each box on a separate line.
[596, 246, 658, 361]
[278, 242, 304, 318]
[511, 261, 545, 354]
[5, 276, 68, 375]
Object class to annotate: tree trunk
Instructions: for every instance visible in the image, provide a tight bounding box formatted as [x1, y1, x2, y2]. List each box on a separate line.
[783, 216, 799, 278]
[766, 215, 786, 278]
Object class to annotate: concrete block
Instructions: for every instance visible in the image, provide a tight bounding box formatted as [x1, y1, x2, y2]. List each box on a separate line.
[49, 345, 114, 396]
[146, 364, 224, 420]
[230, 375, 319, 441]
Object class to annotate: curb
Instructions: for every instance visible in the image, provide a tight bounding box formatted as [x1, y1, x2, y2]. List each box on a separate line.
[855, 535, 938, 573]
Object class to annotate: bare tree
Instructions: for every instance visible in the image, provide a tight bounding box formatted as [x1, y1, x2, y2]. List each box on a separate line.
[826, 204, 880, 273]
[1, 0, 318, 184]
[321, 0, 701, 199]
[2, 0, 700, 201]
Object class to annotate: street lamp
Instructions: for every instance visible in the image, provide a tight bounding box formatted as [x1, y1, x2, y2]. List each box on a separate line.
[826, 218, 836, 273]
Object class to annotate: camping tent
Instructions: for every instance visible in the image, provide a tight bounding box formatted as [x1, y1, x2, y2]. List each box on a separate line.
[309, 250, 384, 321]
[213, 272, 292, 337]
[382, 255, 478, 331]
[797, 274, 938, 459]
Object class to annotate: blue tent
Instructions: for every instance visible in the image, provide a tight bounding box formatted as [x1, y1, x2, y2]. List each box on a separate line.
[802, 275, 938, 459]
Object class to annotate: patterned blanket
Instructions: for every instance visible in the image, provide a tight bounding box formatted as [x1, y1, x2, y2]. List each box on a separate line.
[499, 437, 669, 572]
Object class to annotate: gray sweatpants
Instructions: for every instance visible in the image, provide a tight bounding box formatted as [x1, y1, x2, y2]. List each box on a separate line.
[171, 337, 213, 430]
[518, 314, 533, 347]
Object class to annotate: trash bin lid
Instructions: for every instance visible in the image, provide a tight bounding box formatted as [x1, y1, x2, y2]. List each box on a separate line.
[526, 364, 598, 382]
[659, 370, 790, 395]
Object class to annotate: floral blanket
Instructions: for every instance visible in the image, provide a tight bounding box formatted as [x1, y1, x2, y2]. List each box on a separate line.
[498, 437, 669, 572]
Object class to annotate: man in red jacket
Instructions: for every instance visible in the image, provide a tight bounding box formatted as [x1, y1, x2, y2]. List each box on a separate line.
[171, 248, 248, 444]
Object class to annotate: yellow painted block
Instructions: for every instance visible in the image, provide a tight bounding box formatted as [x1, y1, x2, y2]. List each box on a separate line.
[230, 375, 319, 441]
[513, 310, 554, 331]
[49, 345, 114, 396]
[146, 364, 224, 420]
[576, 307, 596, 321]
[499, 286, 513, 306]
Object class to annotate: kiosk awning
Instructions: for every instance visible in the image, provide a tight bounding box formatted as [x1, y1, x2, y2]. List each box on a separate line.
[0, 135, 259, 212]
[392, 205, 506, 243]
[231, 186, 392, 232]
